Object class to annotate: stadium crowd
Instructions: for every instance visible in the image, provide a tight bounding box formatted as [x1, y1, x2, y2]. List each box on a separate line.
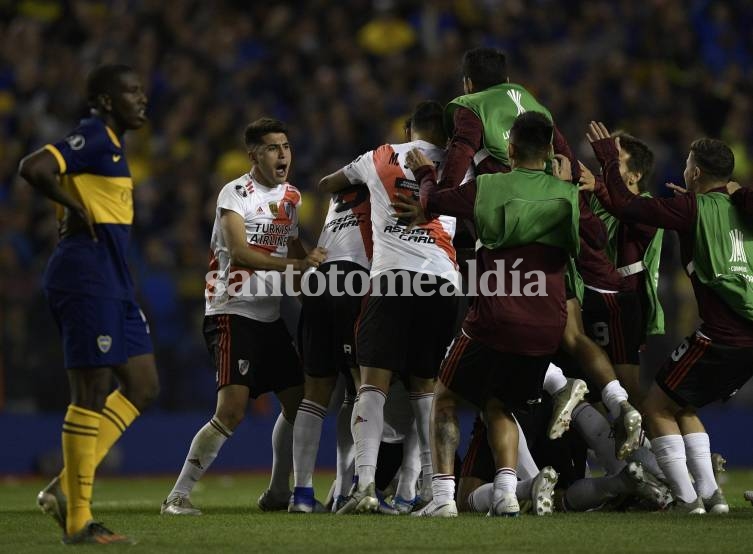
[2, 0, 753, 412]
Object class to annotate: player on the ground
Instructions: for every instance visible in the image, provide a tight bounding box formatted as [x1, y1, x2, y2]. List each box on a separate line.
[18, 64, 158, 544]
[406, 112, 597, 517]
[288, 179, 372, 513]
[589, 121, 753, 514]
[161, 118, 326, 515]
[320, 101, 465, 514]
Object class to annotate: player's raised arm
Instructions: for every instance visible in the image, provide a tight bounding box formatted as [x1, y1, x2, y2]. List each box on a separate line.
[18, 148, 97, 241]
[319, 169, 352, 193]
[220, 209, 323, 272]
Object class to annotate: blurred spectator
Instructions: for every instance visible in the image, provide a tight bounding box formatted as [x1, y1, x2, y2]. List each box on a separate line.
[2, 0, 752, 411]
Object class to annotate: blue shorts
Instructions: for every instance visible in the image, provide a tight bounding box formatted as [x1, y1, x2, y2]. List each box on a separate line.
[47, 291, 153, 369]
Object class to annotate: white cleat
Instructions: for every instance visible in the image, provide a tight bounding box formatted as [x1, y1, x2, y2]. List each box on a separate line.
[548, 379, 588, 439]
[531, 466, 558, 515]
[411, 499, 458, 518]
[488, 492, 519, 517]
[702, 489, 729, 514]
[336, 482, 379, 515]
[161, 495, 202, 516]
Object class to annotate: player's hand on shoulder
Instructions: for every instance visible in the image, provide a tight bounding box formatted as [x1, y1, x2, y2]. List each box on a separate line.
[552, 154, 572, 182]
[405, 148, 433, 173]
[727, 181, 741, 195]
[665, 182, 688, 196]
[391, 192, 428, 231]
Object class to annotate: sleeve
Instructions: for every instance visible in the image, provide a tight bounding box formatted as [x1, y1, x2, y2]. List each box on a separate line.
[578, 191, 607, 250]
[290, 189, 301, 239]
[592, 175, 614, 212]
[417, 165, 476, 220]
[45, 123, 109, 174]
[731, 186, 753, 217]
[591, 138, 696, 232]
[342, 151, 375, 188]
[553, 125, 581, 184]
[440, 107, 483, 189]
[216, 183, 248, 218]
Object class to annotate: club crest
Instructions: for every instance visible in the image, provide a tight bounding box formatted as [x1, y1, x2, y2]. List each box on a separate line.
[97, 335, 112, 353]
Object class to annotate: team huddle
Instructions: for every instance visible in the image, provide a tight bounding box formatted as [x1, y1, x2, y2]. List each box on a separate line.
[20, 48, 753, 543]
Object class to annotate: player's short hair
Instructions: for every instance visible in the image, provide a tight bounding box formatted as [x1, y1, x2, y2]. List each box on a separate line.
[86, 64, 135, 104]
[244, 118, 289, 148]
[509, 112, 553, 163]
[462, 48, 507, 91]
[690, 138, 734, 182]
[407, 100, 445, 140]
[613, 132, 654, 193]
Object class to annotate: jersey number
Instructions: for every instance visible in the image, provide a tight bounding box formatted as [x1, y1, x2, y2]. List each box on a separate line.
[591, 322, 610, 347]
[670, 339, 690, 362]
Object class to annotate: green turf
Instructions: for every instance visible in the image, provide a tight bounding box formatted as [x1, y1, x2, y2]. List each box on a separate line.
[2, 471, 753, 553]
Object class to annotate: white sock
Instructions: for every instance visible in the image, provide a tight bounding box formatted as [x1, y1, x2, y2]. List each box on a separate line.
[352, 386, 386, 489]
[564, 472, 631, 511]
[396, 422, 420, 500]
[409, 392, 435, 494]
[335, 397, 355, 498]
[493, 468, 517, 503]
[684, 432, 717, 498]
[572, 402, 626, 475]
[652, 434, 697, 502]
[269, 413, 294, 495]
[515, 417, 539, 480]
[516, 476, 535, 500]
[170, 417, 232, 498]
[601, 380, 629, 418]
[293, 400, 327, 488]
[432, 474, 456, 505]
[543, 363, 568, 395]
[468, 483, 493, 513]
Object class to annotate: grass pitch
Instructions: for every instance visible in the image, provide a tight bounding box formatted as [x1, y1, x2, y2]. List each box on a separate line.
[2, 471, 753, 553]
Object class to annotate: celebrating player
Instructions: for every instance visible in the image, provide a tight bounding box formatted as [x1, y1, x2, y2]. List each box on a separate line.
[161, 118, 326, 515]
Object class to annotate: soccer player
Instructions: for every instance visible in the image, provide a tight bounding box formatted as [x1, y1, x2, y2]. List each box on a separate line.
[18, 64, 157, 544]
[584, 133, 663, 405]
[407, 112, 599, 517]
[438, 47, 641, 457]
[589, 121, 753, 514]
[320, 101, 467, 514]
[288, 181, 372, 513]
[161, 118, 326, 515]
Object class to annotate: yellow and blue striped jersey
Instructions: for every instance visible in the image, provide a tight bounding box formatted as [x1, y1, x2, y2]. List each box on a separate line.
[43, 117, 136, 299]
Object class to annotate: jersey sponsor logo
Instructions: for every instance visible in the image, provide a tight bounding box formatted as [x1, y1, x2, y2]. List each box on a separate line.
[235, 184, 248, 198]
[248, 222, 294, 247]
[507, 89, 526, 115]
[324, 213, 365, 233]
[729, 229, 747, 264]
[256, 206, 264, 214]
[188, 458, 204, 469]
[112, 154, 122, 162]
[238, 359, 250, 375]
[382, 225, 437, 243]
[66, 134, 85, 150]
[97, 335, 112, 353]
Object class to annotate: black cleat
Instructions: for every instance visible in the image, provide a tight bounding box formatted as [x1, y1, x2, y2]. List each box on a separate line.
[62, 520, 135, 545]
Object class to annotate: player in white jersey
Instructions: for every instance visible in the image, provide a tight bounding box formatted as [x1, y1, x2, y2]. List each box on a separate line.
[319, 101, 472, 514]
[162, 118, 326, 515]
[289, 184, 373, 513]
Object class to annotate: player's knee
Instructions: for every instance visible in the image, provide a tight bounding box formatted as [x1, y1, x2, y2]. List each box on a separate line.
[215, 409, 245, 431]
[124, 377, 160, 411]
